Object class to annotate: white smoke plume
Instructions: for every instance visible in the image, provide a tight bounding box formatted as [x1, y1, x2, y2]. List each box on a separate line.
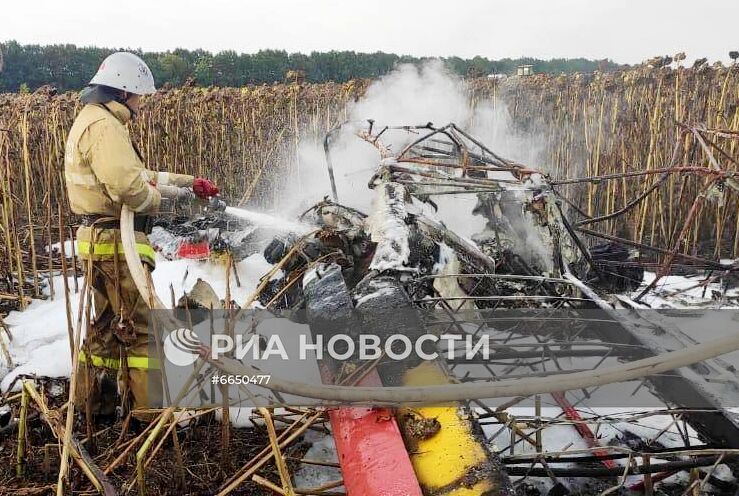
[351, 60, 471, 129]
[279, 60, 546, 241]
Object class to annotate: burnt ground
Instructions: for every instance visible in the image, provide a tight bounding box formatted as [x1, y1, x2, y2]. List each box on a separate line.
[1, 381, 735, 495]
[0, 390, 313, 495]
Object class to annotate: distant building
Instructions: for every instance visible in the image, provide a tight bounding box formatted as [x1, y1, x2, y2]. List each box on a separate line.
[285, 69, 305, 84]
[516, 65, 534, 76]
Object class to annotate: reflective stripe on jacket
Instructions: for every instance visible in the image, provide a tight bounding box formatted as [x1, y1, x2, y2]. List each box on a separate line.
[76, 226, 157, 267]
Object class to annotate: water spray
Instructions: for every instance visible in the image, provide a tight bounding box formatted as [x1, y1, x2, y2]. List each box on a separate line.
[223, 205, 311, 234]
[196, 193, 310, 234]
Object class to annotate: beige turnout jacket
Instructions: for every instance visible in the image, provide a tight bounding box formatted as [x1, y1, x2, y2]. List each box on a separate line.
[65, 100, 193, 216]
[64, 100, 194, 265]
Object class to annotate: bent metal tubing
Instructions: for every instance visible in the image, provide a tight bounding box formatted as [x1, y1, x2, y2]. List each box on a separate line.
[120, 205, 739, 405]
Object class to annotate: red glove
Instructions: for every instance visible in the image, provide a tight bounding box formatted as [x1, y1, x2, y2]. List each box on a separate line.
[192, 177, 219, 200]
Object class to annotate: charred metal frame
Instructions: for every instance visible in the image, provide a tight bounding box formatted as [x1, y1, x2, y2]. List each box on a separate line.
[113, 120, 739, 492]
[327, 120, 739, 484]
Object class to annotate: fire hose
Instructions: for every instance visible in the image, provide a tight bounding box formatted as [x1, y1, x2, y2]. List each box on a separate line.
[120, 204, 739, 404]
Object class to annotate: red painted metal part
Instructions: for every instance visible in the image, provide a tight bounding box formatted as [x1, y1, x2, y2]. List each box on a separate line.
[550, 391, 617, 470]
[628, 470, 677, 492]
[324, 369, 423, 496]
[177, 240, 210, 259]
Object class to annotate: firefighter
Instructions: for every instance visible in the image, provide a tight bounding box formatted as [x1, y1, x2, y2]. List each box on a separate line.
[64, 52, 220, 417]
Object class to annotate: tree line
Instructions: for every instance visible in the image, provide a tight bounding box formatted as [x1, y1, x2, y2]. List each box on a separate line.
[0, 40, 623, 92]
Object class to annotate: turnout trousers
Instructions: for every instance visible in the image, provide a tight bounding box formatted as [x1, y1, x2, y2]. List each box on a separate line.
[75, 226, 162, 416]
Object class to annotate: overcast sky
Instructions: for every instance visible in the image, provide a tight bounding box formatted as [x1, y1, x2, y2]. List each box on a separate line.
[4, 0, 737, 64]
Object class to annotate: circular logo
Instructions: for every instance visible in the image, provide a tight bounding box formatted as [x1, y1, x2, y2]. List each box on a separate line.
[163, 328, 201, 366]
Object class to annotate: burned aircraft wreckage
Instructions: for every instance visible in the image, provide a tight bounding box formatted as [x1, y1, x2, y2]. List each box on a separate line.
[144, 122, 739, 493]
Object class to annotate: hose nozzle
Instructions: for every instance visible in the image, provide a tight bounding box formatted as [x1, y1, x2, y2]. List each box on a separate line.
[208, 196, 227, 212]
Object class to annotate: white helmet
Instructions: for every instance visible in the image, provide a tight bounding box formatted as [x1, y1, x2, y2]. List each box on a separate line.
[89, 52, 156, 95]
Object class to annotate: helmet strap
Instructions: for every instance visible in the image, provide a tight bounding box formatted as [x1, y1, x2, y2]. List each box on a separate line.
[118, 92, 139, 119]
[122, 100, 138, 119]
